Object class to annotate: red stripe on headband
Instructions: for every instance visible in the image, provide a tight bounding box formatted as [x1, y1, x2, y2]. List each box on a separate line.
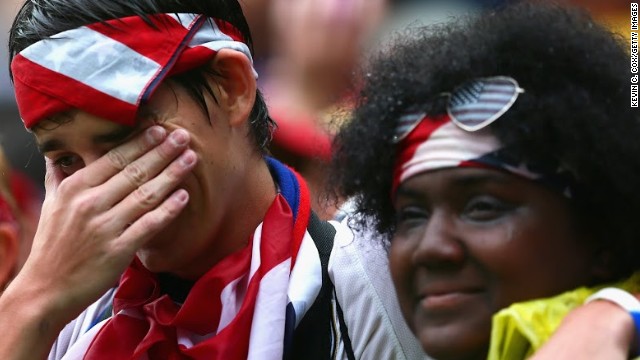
[171, 46, 218, 75]
[12, 56, 139, 127]
[11, 59, 69, 126]
[391, 114, 450, 196]
[86, 15, 190, 65]
[213, 19, 246, 43]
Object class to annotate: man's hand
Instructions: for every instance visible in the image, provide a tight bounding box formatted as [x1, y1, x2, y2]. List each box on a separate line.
[0, 126, 197, 359]
[531, 300, 636, 360]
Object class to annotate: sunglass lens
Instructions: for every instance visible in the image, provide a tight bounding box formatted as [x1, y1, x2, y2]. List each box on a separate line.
[392, 112, 426, 143]
[448, 76, 521, 132]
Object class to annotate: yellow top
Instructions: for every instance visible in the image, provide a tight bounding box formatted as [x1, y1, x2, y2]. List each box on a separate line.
[488, 272, 640, 360]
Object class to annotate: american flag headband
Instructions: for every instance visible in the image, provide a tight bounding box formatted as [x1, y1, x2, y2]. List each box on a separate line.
[391, 76, 578, 199]
[11, 13, 257, 128]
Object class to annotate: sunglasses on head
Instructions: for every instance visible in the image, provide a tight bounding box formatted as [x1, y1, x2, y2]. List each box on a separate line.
[392, 76, 525, 143]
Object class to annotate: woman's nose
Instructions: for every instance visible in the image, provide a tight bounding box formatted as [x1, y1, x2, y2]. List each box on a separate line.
[412, 210, 466, 270]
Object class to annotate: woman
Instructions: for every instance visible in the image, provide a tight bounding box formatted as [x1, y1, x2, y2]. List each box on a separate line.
[332, 2, 639, 359]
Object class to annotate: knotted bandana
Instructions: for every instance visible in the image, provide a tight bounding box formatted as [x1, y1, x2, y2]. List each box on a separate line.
[391, 113, 578, 198]
[11, 13, 256, 128]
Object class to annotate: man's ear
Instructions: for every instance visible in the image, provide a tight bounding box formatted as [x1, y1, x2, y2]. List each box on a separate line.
[0, 223, 18, 288]
[207, 48, 257, 128]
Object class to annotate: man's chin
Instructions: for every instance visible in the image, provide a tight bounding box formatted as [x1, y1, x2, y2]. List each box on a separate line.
[135, 245, 175, 273]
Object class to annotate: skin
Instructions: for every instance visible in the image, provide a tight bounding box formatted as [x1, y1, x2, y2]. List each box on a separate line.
[532, 300, 635, 359]
[0, 49, 274, 359]
[390, 167, 599, 360]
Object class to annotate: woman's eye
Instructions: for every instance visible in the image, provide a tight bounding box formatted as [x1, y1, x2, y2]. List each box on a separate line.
[53, 155, 84, 176]
[463, 196, 513, 221]
[395, 206, 429, 228]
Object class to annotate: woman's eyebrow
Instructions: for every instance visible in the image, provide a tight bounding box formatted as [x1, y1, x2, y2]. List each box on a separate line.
[395, 171, 513, 200]
[395, 186, 425, 200]
[450, 172, 512, 187]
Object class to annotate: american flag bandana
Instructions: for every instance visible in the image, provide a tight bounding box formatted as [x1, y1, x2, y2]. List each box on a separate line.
[391, 77, 578, 197]
[391, 114, 578, 199]
[11, 13, 256, 128]
[392, 113, 500, 195]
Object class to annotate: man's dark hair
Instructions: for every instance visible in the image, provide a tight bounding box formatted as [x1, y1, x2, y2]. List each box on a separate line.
[331, 2, 639, 281]
[9, 0, 274, 152]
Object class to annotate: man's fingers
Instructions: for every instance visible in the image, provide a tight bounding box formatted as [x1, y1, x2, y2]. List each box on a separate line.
[115, 189, 190, 252]
[76, 126, 167, 188]
[43, 159, 63, 195]
[99, 129, 192, 206]
[108, 148, 196, 226]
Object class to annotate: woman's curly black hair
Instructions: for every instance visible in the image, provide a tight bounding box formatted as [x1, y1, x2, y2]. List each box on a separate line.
[331, 2, 639, 280]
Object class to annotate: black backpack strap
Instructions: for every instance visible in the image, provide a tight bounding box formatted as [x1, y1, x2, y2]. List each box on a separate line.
[288, 212, 355, 360]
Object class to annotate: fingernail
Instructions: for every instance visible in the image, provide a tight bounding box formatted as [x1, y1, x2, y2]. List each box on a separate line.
[175, 189, 189, 203]
[170, 129, 189, 146]
[146, 126, 166, 145]
[179, 150, 197, 167]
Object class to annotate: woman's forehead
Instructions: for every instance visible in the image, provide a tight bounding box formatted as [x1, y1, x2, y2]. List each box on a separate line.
[398, 167, 515, 192]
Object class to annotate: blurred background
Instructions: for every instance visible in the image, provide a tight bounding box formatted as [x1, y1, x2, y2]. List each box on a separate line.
[0, 0, 632, 194]
[1, 0, 43, 187]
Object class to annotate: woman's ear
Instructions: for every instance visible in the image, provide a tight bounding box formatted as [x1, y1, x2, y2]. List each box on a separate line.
[206, 48, 257, 128]
[0, 223, 18, 289]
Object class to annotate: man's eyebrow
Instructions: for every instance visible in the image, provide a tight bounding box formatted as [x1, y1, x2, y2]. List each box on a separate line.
[36, 138, 64, 154]
[91, 125, 138, 144]
[36, 125, 139, 154]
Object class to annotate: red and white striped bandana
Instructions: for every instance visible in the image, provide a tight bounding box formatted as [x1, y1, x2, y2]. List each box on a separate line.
[391, 113, 577, 198]
[392, 113, 501, 195]
[11, 13, 256, 128]
[391, 76, 577, 198]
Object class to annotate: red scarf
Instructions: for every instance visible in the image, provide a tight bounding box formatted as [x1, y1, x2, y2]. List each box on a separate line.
[84, 168, 310, 359]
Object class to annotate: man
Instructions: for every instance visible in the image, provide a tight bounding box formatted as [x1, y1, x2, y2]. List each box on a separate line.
[0, 0, 423, 359]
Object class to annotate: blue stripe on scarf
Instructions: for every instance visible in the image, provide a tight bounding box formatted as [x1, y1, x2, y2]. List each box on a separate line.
[267, 157, 305, 356]
[266, 157, 300, 222]
[283, 302, 297, 359]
